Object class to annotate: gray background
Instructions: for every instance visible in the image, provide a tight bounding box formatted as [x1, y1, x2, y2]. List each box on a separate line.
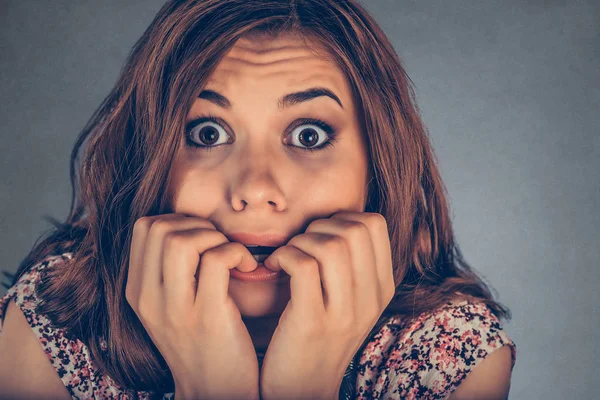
[1, 1, 598, 398]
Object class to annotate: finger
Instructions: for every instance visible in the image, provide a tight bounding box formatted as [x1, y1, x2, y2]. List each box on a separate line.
[263, 244, 325, 317]
[194, 241, 258, 308]
[332, 212, 395, 306]
[128, 213, 187, 302]
[162, 228, 229, 312]
[139, 215, 215, 302]
[278, 233, 351, 317]
[308, 217, 378, 318]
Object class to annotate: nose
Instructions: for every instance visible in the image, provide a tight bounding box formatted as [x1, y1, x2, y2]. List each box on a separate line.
[230, 145, 287, 212]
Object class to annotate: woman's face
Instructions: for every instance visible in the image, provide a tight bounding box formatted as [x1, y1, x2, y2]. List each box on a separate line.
[167, 33, 370, 317]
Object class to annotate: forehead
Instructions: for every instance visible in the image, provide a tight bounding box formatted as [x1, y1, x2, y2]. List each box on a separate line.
[205, 34, 350, 102]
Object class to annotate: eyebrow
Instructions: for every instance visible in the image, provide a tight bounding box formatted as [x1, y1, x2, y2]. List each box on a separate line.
[198, 86, 344, 110]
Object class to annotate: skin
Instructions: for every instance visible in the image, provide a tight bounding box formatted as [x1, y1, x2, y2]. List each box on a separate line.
[166, 32, 370, 353]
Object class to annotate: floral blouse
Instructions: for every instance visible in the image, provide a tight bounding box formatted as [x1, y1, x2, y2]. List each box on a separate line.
[0, 253, 517, 399]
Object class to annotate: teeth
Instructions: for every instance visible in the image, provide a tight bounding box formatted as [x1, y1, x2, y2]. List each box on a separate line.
[253, 253, 269, 262]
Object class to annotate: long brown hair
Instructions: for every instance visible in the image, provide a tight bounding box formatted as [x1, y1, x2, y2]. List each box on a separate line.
[3, 0, 511, 393]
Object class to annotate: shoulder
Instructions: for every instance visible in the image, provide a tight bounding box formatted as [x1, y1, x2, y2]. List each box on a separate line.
[355, 298, 517, 399]
[0, 253, 74, 331]
[0, 252, 168, 399]
[0, 254, 75, 398]
[0, 298, 72, 399]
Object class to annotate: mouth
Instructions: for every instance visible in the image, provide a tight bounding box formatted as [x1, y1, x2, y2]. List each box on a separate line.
[245, 245, 278, 263]
[225, 232, 290, 247]
[231, 245, 288, 283]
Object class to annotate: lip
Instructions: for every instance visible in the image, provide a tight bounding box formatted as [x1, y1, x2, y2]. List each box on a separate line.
[225, 232, 291, 247]
[230, 262, 290, 283]
[225, 232, 292, 281]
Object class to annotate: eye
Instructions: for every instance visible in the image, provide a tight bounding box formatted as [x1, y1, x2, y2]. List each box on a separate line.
[184, 115, 338, 153]
[285, 119, 335, 152]
[185, 116, 231, 151]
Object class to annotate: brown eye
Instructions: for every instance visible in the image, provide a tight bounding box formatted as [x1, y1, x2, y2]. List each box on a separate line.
[187, 121, 231, 147]
[288, 124, 330, 149]
[184, 115, 338, 153]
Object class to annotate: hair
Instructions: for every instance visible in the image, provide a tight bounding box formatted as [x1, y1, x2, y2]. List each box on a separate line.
[2, 0, 511, 393]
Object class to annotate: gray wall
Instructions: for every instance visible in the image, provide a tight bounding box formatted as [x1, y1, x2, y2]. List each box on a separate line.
[1, 1, 598, 398]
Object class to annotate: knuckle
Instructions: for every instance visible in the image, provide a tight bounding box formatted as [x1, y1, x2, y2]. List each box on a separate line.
[298, 256, 319, 272]
[148, 218, 173, 238]
[133, 216, 152, 235]
[345, 220, 368, 241]
[203, 229, 227, 245]
[229, 241, 247, 253]
[200, 246, 222, 266]
[286, 237, 300, 249]
[203, 219, 217, 230]
[307, 219, 327, 231]
[163, 230, 189, 249]
[323, 235, 346, 253]
[370, 213, 388, 230]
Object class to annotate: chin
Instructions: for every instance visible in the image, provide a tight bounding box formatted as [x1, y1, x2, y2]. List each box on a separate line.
[228, 279, 291, 317]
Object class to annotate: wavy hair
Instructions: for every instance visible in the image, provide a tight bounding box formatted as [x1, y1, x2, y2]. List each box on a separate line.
[3, 0, 511, 392]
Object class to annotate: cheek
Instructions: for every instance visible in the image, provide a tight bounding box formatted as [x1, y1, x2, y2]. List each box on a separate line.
[168, 164, 223, 211]
[300, 167, 365, 209]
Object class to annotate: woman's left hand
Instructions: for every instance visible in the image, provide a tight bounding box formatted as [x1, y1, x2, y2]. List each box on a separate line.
[259, 211, 396, 400]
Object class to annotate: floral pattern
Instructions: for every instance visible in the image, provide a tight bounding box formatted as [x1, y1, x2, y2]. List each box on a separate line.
[1, 253, 516, 399]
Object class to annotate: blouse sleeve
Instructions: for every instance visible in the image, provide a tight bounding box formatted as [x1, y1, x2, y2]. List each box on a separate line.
[356, 299, 517, 399]
[1, 254, 177, 399]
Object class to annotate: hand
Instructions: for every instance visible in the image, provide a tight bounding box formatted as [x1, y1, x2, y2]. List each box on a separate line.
[126, 213, 260, 400]
[259, 211, 396, 400]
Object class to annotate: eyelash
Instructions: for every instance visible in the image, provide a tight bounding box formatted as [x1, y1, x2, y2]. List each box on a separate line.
[184, 114, 339, 153]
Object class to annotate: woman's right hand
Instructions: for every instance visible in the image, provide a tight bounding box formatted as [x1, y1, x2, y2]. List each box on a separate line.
[126, 213, 260, 400]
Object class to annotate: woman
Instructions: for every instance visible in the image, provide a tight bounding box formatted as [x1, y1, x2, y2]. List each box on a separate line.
[0, 0, 516, 398]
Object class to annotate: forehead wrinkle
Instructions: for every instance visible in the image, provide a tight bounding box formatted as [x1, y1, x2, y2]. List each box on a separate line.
[201, 41, 349, 112]
[224, 39, 332, 66]
[204, 63, 346, 110]
[231, 44, 312, 56]
[203, 77, 346, 112]
[210, 48, 335, 84]
[219, 55, 324, 69]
